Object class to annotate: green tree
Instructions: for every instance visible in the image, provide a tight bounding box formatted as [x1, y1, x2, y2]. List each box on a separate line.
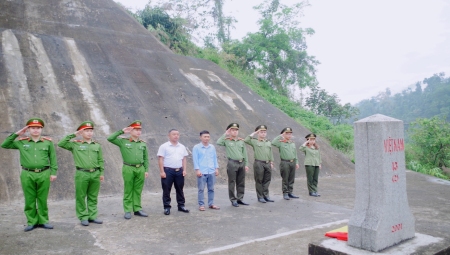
[224, 0, 318, 97]
[408, 116, 450, 167]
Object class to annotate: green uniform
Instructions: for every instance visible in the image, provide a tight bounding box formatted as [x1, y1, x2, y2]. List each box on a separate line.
[299, 145, 322, 193]
[217, 134, 248, 202]
[272, 134, 298, 195]
[1, 134, 58, 226]
[244, 136, 274, 199]
[58, 134, 104, 221]
[107, 130, 149, 212]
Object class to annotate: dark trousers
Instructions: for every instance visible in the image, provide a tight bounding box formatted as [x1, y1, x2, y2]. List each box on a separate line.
[253, 161, 272, 199]
[227, 160, 246, 202]
[305, 165, 320, 193]
[161, 167, 185, 209]
[280, 161, 296, 194]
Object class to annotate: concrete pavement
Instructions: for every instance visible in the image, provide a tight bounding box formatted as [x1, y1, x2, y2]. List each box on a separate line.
[0, 170, 449, 255]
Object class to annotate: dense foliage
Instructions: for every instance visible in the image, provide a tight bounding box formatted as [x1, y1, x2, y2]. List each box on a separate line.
[355, 73, 450, 123]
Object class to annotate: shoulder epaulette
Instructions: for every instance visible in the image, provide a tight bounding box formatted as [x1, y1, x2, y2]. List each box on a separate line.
[238, 137, 244, 141]
[139, 140, 146, 143]
[74, 140, 83, 143]
[41, 137, 52, 141]
[18, 137, 30, 141]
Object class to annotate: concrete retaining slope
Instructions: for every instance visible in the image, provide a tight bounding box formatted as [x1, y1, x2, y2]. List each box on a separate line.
[0, 0, 353, 202]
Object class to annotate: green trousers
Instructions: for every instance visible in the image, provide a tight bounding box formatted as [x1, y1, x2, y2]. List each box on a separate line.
[122, 165, 145, 212]
[20, 170, 51, 226]
[305, 165, 320, 193]
[75, 170, 101, 221]
[253, 161, 272, 199]
[280, 161, 296, 194]
[226, 160, 246, 202]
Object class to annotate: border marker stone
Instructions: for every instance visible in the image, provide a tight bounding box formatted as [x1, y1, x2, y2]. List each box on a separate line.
[348, 114, 415, 252]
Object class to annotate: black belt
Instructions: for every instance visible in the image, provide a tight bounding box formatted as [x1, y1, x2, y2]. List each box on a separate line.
[123, 162, 144, 168]
[22, 166, 50, 173]
[228, 158, 244, 163]
[76, 167, 99, 172]
[164, 167, 182, 172]
[255, 159, 271, 164]
[281, 159, 295, 163]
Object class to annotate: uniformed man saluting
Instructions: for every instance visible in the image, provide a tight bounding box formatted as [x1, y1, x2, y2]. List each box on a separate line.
[1, 118, 58, 232]
[271, 127, 299, 200]
[217, 123, 249, 207]
[244, 125, 275, 203]
[107, 121, 149, 219]
[58, 121, 104, 226]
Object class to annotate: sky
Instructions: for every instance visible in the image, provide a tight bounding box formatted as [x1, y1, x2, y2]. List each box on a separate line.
[116, 0, 450, 105]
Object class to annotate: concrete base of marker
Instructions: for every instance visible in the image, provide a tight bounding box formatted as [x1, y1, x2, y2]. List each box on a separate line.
[309, 232, 447, 255]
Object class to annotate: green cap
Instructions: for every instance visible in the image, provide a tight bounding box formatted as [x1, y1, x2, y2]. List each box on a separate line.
[255, 125, 267, 131]
[77, 121, 95, 131]
[226, 123, 239, 130]
[129, 120, 142, 129]
[305, 133, 317, 139]
[26, 118, 44, 128]
[280, 127, 293, 134]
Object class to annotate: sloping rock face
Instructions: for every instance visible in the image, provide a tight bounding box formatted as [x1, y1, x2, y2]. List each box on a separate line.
[0, 0, 354, 202]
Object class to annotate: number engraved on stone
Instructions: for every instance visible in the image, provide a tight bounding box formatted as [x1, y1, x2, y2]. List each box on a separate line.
[391, 223, 402, 232]
[392, 162, 398, 171]
[392, 174, 399, 183]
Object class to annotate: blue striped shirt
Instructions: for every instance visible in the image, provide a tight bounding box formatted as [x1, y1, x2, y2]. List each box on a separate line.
[192, 143, 218, 174]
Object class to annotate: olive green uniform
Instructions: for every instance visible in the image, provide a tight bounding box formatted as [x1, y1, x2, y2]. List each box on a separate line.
[1, 134, 58, 226]
[244, 136, 274, 199]
[272, 134, 298, 195]
[107, 130, 149, 212]
[217, 134, 249, 202]
[58, 134, 104, 221]
[299, 145, 322, 193]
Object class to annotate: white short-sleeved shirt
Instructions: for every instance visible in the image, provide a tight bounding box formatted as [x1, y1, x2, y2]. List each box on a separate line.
[157, 141, 189, 168]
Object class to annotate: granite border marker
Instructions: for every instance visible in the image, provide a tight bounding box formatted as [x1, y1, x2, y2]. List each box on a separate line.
[348, 114, 415, 252]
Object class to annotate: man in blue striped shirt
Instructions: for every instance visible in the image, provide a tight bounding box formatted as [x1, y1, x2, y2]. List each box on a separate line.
[192, 130, 220, 211]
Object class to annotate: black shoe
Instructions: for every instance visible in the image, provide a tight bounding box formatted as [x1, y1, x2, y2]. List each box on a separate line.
[283, 194, 290, 200]
[237, 200, 249, 206]
[24, 225, 36, 232]
[88, 219, 103, 224]
[41, 223, 53, 229]
[288, 193, 299, 199]
[258, 198, 266, 203]
[81, 220, 89, 226]
[264, 197, 274, 202]
[124, 212, 131, 219]
[178, 206, 190, 213]
[164, 208, 170, 215]
[134, 210, 148, 217]
[231, 201, 239, 207]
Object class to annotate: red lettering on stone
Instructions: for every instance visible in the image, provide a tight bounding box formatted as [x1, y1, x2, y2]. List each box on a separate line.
[392, 174, 399, 182]
[391, 223, 403, 232]
[392, 162, 398, 171]
[384, 138, 404, 153]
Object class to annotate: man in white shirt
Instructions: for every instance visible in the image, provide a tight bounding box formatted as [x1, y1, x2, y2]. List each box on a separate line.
[157, 129, 189, 215]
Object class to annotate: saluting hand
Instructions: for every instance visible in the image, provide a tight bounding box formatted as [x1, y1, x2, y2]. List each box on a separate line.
[15, 126, 28, 136]
[74, 129, 83, 137]
[225, 128, 231, 136]
[122, 126, 134, 134]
